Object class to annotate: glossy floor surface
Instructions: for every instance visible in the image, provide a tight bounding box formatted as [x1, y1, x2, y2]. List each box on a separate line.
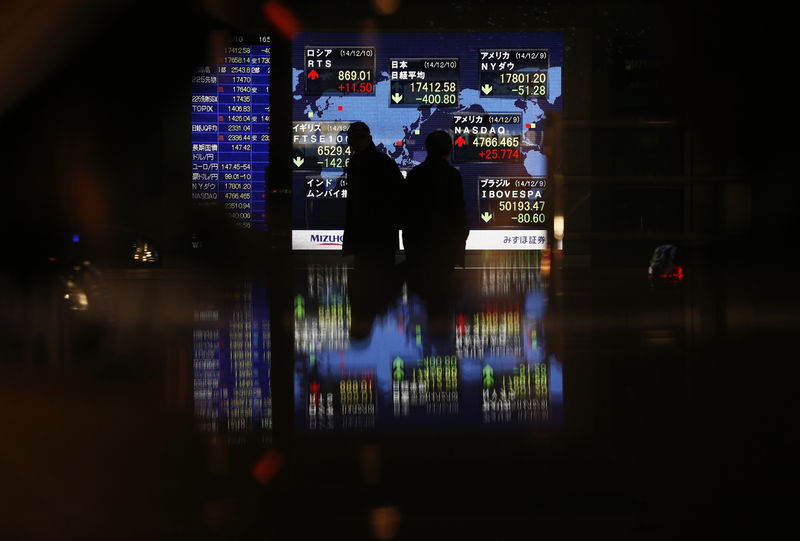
[1, 247, 794, 540]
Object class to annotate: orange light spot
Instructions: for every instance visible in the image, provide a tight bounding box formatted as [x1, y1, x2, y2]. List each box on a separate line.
[263, 1, 300, 38]
[252, 450, 283, 484]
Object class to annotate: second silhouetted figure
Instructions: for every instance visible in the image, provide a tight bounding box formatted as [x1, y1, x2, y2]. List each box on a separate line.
[402, 130, 469, 273]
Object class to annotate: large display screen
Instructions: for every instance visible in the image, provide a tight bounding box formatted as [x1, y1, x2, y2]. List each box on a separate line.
[191, 35, 270, 230]
[291, 32, 563, 250]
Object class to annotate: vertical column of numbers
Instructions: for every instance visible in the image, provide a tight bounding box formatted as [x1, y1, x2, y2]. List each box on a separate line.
[218, 46, 253, 228]
[250, 40, 270, 230]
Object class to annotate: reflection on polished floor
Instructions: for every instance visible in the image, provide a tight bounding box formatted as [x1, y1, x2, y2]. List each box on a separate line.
[2, 248, 793, 539]
[292, 254, 562, 432]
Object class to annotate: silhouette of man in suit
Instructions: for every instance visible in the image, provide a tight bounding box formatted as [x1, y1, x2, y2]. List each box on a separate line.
[342, 121, 404, 270]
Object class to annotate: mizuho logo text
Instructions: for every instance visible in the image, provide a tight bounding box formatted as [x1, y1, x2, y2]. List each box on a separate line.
[310, 234, 343, 245]
[292, 230, 344, 250]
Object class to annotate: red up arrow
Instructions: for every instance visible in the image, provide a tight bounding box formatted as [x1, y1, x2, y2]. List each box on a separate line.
[307, 69, 319, 80]
[454, 136, 466, 147]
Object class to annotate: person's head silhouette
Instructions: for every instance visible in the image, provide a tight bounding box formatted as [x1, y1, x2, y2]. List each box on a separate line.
[347, 121, 372, 153]
[425, 130, 452, 159]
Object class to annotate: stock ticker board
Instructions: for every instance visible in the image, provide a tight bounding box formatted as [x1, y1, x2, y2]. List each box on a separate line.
[291, 32, 563, 250]
[191, 36, 270, 230]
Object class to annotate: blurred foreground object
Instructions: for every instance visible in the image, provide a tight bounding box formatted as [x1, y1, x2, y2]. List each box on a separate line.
[52, 258, 105, 312]
[132, 239, 159, 265]
[252, 450, 283, 485]
[62, 277, 89, 311]
[648, 244, 683, 286]
[370, 505, 400, 540]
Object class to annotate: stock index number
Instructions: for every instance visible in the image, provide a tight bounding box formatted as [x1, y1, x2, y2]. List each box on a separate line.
[316, 145, 350, 156]
[338, 70, 372, 81]
[409, 81, 456, 93]
[499, 72, 547, 84]
[498, 200, 545, 212]
[473, 136, 520, 147]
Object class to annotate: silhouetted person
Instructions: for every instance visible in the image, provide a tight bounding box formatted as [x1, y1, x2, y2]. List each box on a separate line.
[402, 130, 469, 276]
[342, 122, 403, 269]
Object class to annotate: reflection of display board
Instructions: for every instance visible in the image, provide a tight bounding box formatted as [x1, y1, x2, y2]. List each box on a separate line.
[294, 265, 351, 355]
[291, 32, 563, 250]
[293, 263, 563, 430]
[191, 35, 270, 230]
[480, 361, 552, 424]
[391, 355, 460, 418]
[193, 283, 271, 440]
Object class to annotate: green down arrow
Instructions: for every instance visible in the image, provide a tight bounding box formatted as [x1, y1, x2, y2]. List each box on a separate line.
[481, 212, 493, 223]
